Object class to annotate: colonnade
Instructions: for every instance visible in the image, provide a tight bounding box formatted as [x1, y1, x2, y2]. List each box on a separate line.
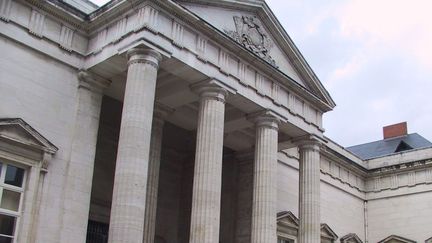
[79, 46, 322, 243]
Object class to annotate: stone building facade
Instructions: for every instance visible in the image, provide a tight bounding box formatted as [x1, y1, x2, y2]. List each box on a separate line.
[0, 0, 431, 243]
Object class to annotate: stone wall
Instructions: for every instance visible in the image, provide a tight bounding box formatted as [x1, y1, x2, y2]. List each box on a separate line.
[276, 150, 366, 242]
[0, 35, 80, 243]
[367, 190, 432, 242]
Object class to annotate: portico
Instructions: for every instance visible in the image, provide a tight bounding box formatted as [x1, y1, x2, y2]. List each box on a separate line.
[76, 1, 334, 242]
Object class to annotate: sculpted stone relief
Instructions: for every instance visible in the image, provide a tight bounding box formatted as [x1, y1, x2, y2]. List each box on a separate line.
[224, 15, 278, 68]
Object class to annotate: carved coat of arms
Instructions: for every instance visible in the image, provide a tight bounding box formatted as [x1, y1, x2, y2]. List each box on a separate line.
[224, 16, 277, 68]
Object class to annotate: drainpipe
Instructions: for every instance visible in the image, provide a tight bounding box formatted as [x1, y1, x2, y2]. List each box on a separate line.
[364, 200, 368, 243]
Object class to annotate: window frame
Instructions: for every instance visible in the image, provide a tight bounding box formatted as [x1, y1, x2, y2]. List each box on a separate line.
[0, 159, 27, 243]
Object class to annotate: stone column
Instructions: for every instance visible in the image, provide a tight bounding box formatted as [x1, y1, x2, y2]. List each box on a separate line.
[60, 71, 110, 243]
[108, 47, 162, 243]
[189, 80, 228, 243]
[250, 112, 279, 243]
[142, 103, 172, 243]
[298, 139, 321, 243]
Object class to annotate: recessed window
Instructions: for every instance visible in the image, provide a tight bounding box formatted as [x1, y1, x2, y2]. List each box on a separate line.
[0, 162, 25, 243]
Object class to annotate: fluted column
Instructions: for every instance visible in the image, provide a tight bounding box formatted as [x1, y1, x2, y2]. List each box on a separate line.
[298, 139, 321, 243]
[142, 103, 172, 243]
[250, 112, 279, 243]
[189, 80, 228, 243]
[108, 47, 162, 243]
[59, 71, 110, 243]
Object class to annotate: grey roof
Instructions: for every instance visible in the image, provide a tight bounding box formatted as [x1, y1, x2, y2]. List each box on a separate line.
[346, 133, 432, 160]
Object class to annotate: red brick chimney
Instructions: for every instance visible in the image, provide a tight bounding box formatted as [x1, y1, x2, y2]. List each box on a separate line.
[383, 122, 408, 139]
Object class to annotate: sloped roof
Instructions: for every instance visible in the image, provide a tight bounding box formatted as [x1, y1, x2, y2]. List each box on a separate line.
[346, 133, 432, 160]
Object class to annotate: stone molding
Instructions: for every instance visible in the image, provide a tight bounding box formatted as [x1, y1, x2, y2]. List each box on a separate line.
[293, 135, 324, 152]
[153, 102, 174, 127]
[340, 233, 363, 243]
[0, 0, 12, 22]
[247, 110, 282, 131]
[77, 70, 111, 93]
[367, 159, 432, 192]
[190, 78, 236, 103]
[2, 2, 328, 129]
[378, 235, 416, 243]
[0, 118, 58, 156]
[126, 47, 163, 68]
[277, 211, 299, 239]
[320, 223, 338, 242]
[1, 0, 327, 133]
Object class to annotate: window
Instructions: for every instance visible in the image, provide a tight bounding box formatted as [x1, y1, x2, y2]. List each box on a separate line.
[278, 237, 295, 243]
[0, 162, 25, 243]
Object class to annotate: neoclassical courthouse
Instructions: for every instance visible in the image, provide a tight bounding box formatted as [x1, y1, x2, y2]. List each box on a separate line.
[0, 0, 431, 243]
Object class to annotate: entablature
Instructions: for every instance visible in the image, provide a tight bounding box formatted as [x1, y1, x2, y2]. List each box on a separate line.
[2, 0, 333, 119]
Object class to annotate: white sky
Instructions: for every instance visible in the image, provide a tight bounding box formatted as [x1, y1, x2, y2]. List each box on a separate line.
[265, 0, 432, 146]
[90, 0, 432, 147]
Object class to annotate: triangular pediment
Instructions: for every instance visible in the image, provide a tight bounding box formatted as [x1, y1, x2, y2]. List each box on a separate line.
[0, 118, 58, 154]
[378, 235, 416, 243]
[340, 233, 363, 243]
[320, 223, 338, 240]
[178, 0, 335, 109]
[277, 211, 299, 228]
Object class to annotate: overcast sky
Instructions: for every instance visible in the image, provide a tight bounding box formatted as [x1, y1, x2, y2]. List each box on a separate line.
[91, 0, 432, 147]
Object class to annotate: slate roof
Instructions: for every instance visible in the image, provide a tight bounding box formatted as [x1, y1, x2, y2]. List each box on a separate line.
[346, 133, 432, 160]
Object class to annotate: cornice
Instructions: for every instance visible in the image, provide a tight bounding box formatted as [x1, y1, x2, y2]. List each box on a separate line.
[25, 0, 88, 30]
[368, 158, 432, 176]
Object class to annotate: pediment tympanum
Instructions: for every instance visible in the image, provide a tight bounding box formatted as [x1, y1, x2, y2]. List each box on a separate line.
[0, 118, 58, 162]
[340, 233, 363, 243]
[378, 235, 416, 243]
[178, 0, 336, 108]
[321, 223, 338, 242]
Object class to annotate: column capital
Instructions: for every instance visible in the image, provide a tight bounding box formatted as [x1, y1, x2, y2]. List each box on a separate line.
[293, 135, 325, 151]
[190, 78, 236, 103]
[78, 70, 111, 93]
[247, 110, 281, 131]
[154, 102, 174, 119]
[127, 47, 162, 68]
[153, 102, 174, 127]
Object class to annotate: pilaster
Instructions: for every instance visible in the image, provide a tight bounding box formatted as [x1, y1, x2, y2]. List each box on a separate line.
[143, 103, 173, 243]
[60, 70, 110, 243]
